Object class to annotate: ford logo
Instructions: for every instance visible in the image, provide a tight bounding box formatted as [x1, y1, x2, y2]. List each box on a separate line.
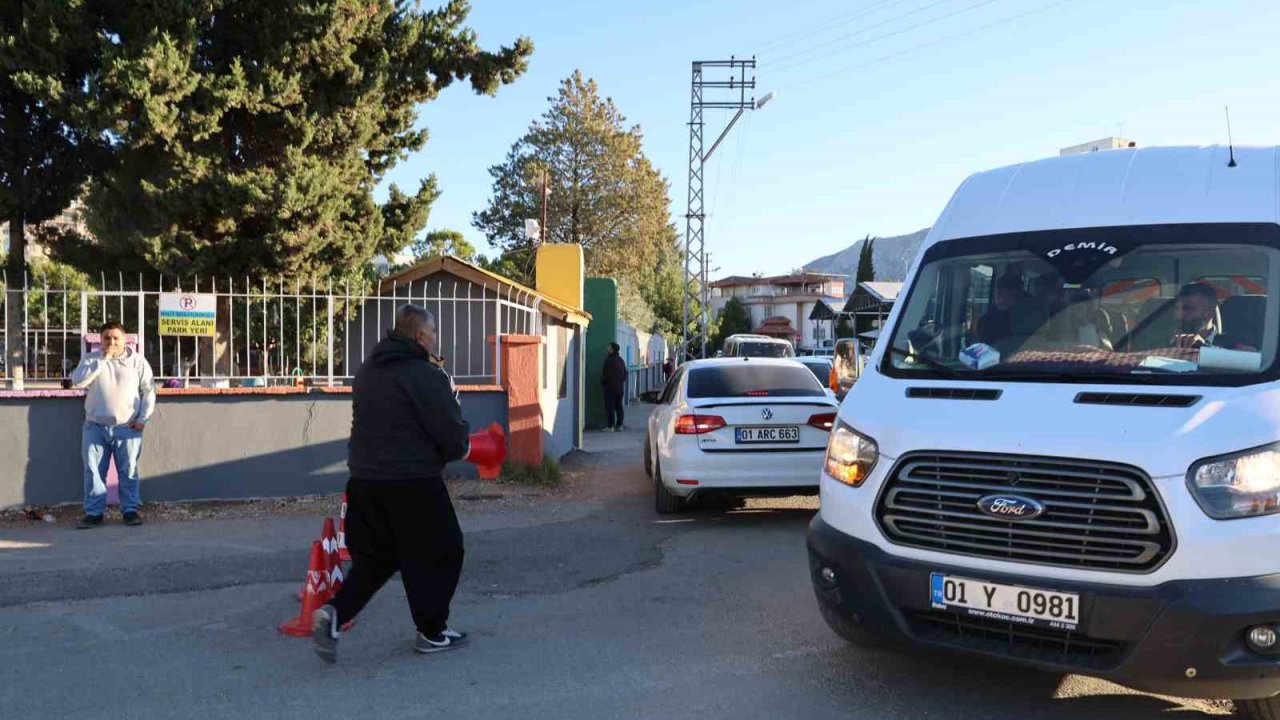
[976, 494, 1045, 521]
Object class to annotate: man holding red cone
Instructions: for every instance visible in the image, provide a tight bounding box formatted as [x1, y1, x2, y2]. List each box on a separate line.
[314, 303, 471, 663]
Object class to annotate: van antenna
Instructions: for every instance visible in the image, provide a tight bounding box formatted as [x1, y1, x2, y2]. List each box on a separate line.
[1225, 106, 1238, 168]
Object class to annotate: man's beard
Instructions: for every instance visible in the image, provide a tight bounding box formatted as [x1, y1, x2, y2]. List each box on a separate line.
[1179, 317, 1209, 334]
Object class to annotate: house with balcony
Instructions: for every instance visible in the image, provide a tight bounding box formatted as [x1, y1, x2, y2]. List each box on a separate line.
[708, 272, 848, 352]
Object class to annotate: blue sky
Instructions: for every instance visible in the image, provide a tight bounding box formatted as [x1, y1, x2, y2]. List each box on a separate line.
[379, 0, 1280, 278]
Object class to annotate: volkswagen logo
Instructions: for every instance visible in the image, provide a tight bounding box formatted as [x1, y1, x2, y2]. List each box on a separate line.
[760, 408, 773, 421]
[976, 494, 1045, 521]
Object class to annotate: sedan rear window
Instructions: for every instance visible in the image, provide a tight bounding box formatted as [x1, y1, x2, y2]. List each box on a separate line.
[687, 364, 826, 398]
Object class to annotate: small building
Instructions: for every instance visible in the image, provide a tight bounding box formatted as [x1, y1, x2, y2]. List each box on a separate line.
[351, 253, 590, 464]
[840, 281, 902, 336]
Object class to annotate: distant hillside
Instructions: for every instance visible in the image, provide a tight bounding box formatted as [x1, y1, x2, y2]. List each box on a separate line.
[803, 228, 930, 282]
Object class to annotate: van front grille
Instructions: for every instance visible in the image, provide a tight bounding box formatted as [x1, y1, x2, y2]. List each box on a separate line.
[875, 452, 1173, 572]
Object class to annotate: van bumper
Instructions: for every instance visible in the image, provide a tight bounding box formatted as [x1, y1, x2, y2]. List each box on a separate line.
[807, 515, 1280, 700]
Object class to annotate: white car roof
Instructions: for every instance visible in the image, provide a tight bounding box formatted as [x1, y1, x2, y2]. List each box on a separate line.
[928, 145, 1280, 248]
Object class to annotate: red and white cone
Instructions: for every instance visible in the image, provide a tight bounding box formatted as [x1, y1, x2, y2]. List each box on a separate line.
[337, 494, 351, 563]
[280, 541, 329, 637]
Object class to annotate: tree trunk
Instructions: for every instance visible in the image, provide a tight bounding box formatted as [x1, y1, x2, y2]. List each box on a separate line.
[195, 295, 233, 379]
[5, 207, 26, 390]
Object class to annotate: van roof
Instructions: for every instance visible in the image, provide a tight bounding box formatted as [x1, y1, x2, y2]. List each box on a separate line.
[929, 145, 1280, 248]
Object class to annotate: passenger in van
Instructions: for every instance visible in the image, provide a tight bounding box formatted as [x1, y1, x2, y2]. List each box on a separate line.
[1172, 282, 1257, 351]
[975, 273, 1026, 347]
[1032, 273, 1067, 317]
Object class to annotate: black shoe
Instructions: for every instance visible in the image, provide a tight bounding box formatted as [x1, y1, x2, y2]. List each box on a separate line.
[76, 514, 104, 529]
[414, 628, 468, 654]
[122, 511, 143, 527]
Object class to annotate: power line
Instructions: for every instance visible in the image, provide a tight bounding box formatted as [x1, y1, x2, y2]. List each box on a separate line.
[776, 0, 1083, 94]
[747, 0, 914, 56]
[770, 0, 1004, 75]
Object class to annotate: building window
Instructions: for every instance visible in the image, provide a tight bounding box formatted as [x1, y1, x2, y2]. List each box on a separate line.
[762, 305, 773, 318]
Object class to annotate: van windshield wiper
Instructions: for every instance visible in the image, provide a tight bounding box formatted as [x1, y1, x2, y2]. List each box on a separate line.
[885, 346, 970, 379]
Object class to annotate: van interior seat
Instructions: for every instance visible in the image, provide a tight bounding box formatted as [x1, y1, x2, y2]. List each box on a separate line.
[1220, 294, 1267, 347]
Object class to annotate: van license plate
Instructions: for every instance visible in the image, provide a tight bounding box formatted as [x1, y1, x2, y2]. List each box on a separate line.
[735, 426, 800, 443]
[929, 573, 1080, 630]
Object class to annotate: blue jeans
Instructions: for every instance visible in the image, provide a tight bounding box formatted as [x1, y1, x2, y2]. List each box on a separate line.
[83, 421, 144, 516]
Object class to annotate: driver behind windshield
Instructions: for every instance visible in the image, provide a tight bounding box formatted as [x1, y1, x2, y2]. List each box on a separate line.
[1173, 282, 1257, 351]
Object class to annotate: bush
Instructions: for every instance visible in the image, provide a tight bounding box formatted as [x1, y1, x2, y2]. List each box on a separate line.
[498, 455, 563, 486]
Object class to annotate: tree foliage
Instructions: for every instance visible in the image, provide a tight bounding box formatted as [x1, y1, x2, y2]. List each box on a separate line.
[411, 229, 476, 263]
[55, 0, 532, 281]
[855, 235, 876, 284]
[1, 0, 108, 382]
[473, 71, 681, 328]
[711, 296, 752, 352]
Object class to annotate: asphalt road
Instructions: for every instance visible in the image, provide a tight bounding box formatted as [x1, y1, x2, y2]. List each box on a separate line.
[0, 427, 1232, 719]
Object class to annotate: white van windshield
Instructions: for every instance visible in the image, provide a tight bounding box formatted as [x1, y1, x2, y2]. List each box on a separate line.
[883, 224, 1280, 386]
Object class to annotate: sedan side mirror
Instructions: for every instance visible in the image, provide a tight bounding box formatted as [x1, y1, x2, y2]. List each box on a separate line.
[639, 390, 662, 404]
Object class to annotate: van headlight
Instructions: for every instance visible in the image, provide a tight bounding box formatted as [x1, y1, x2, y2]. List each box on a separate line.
[1188, 443, 1280, 519]
[825, 421, 878, 488]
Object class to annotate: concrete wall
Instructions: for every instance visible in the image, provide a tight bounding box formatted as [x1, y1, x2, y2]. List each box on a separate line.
[0, 389, 509, 509]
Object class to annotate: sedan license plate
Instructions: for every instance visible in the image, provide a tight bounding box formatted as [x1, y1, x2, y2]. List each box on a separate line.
[930, 573, 1080, 631]
[735, 426, 800, 444]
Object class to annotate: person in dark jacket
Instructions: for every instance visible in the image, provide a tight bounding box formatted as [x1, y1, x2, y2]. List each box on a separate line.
[602, 343, 627, 431]
[313, 304, 471, 663]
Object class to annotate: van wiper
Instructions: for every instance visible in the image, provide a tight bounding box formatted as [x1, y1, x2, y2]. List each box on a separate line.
[885, 346, 969, 379]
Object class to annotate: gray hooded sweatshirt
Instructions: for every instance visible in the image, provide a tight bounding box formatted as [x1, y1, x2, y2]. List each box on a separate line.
[71, 347, 157, 426]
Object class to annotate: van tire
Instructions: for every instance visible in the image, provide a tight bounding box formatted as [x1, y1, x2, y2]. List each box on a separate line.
[654, 463, 685, 515]
[644, 434, 653, 478]
[1236, 698, 1280, 720]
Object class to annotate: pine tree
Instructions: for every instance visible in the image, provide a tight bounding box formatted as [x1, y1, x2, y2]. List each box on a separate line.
[473, 71, 681, 330]
[56, 0, 532, 281]
[1, 0, 107, 387]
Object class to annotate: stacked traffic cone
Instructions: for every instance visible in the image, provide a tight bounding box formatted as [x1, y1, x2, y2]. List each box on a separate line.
[467, 423, 507, 480]
[297, 517, 341, 602]
[337, 494, 351, 563]
[280, 541, 329, 637]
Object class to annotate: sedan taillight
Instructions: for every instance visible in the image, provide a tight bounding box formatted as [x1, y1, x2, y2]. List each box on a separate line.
[675, 414, 727, 435]
[807, 413, 837, 431]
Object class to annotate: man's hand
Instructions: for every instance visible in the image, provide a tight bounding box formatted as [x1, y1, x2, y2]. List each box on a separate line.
[128, 421, 146, 432]
[1172, 334, 1207, 349]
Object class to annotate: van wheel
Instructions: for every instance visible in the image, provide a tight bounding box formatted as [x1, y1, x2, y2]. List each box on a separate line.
[653, 463, 685, 515]
[1236, 698, 1280, 720]
[643, 434, 653, 478]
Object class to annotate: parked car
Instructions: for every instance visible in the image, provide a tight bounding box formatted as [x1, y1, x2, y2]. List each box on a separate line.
[794, 355, 835, 396]
[809, 145, 1280, 718]
[722, 333, 795, 358]
[642, 357, 837, 513]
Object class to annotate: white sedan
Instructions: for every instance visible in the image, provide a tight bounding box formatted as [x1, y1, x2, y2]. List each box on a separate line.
[643, 357, 839, 514]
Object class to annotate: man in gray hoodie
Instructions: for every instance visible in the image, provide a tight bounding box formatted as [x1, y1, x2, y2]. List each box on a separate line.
[70, 322, 156, 529]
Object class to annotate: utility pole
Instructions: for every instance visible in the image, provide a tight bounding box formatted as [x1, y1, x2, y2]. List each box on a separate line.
[540, 171, 549, 245]
[682, 58, 773, 361]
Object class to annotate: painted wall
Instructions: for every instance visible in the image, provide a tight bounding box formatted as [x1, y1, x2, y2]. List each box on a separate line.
[538, 320, 579, 460]
[583, 278, 618, 430]
[0, 390, 508, 509]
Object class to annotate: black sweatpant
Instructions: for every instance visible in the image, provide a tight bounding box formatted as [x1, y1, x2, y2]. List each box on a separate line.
[329, 476, 464, 636]
[604, 390, 625, 430]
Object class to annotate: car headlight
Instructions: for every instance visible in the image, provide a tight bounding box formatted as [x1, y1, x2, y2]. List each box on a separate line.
[1188, 443, 1280, 520]
[824, 420, 878, 487]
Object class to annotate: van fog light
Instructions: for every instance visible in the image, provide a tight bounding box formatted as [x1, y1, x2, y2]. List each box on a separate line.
[1247, 625, 1278, 652]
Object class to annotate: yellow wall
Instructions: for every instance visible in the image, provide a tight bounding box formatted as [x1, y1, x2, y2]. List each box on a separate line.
[535, 244, 584, 310]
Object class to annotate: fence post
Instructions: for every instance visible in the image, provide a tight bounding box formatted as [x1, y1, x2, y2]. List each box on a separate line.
[326, 291, 334, 387]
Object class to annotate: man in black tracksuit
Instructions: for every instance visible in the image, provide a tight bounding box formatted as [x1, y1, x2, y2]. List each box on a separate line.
[601, 342, 627, 431]
[313, 304, 471, 662]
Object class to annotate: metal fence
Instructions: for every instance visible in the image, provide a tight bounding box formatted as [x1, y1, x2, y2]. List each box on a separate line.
[0, 269, 541, 388]
[626, 363, 667, 405]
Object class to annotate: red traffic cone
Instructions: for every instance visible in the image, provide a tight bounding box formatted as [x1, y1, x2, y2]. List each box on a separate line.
[467, 423, 507, 480]
[297, 517, 341, 602]
[280, 541, 330, 637]
[337, 494, 351, 563]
